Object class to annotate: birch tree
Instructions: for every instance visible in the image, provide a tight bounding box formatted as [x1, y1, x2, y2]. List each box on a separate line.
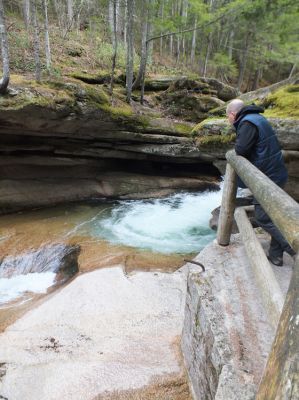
[132, 0, 150, 90]
[32, 0, 41, 82]
[23, 0, 31, 27]
[0, 0, 9, 94]
[125, 0, 134, 103]
[190, 16, 197, 64]
[67, 0, 74, 28]
[110, 0, 118, 101]
[43, 0, 51, 71]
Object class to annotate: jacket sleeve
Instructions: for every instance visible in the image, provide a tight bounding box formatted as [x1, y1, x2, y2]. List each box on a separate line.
[235, 121, 258, 158]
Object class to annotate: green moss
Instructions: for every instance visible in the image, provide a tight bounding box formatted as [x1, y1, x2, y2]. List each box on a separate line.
[83, 85, 109, 105]
[197, 133, 236, 147]
[100, 103, 133, 117]
[42, 80, 71, 91]
[262, 85, 299, 118]
[70, 71, 110, 84]
[191, 117, 228, 137]
[173, 122, 192, 135]
[0, 85, 75, 110]
[134, 115, 151, 128]
[209, 104, 227, 117]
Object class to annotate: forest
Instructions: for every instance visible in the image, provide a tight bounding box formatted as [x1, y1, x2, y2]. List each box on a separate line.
[0, 0, 298, 99]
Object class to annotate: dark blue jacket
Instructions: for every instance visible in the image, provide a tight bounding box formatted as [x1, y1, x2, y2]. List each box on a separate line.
[234, 105, 287, 186]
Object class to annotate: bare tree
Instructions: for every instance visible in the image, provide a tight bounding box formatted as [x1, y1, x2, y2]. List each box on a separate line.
[237, 31, 251, 90]
[228, 29, 234, 60]
[132, 0, 149, 91]
[125, 0, 134, 103]
[110, 0, 118, 102]
[23, 0, 31, 27]
[32, 0, 41, 82]
[43, 0, 51, 72]
[288, 62, 297, 78]
[67, 0, 74, 28]
[159, 0, 164, 58]
[190, 17, 197, 65]
[0, 0, 10, 94]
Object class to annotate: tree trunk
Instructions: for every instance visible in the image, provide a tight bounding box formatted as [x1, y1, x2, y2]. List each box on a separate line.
[43, 0, 51, 72]
[32, 0, 41, 82]
[23, 0, 30, 28]
[125, 0, 134, 103]
[123, 0, 127, 45]
[228, 29, 234, 60]
[176, 35, 180, 65]
[190, 17, 197, 65]
[53, 0, 63, 30]
[147, 21, 153, 65]
[202, 33, 212, 77]
[110, 0, 118, 101]
[251, 67, 262, 91]
[0, 0, 9, 94]
[237, 32, 250, 91]
[132, 0, 149, 91]
[159, 0, 164, 58]
[289, 62, 297, 78]
[67, 0, 74, 29]
[169, 34, 173, 56]
[169, 2, 175, 57]
[181, 0, 188, 62]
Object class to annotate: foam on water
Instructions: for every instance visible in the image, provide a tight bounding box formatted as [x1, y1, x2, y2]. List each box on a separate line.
[0, 272, 56, 305]
[90, 189, 222, 254]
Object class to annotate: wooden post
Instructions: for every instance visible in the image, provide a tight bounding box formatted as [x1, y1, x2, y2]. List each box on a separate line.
[226, 150, 299, 252]
[256, 254, 299, 399]
[217, 163, 237, 246]
[234, 207, 284, 327]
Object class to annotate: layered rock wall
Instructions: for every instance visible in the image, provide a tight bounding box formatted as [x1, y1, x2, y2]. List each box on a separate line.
[0, 80, 221, 213]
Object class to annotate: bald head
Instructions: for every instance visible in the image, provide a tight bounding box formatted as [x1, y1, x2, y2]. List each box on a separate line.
[226, 99, 244, 115]
[226, 99, 244, 124]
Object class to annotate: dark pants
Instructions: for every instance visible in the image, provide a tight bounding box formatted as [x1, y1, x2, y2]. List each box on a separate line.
[255, 203, 295, 258]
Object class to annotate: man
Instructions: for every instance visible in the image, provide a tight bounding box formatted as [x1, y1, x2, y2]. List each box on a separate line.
[226, 99, 296, 266]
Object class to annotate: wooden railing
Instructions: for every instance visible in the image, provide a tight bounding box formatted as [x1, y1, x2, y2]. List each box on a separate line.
[217, 149, 299, 399]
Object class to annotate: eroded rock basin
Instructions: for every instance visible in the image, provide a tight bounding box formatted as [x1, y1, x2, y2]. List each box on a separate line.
[0, 190, 223, 399]
[0, 202, 184, 331]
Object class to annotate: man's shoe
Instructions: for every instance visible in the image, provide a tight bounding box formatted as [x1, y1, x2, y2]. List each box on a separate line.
[267, 254, 283, 267]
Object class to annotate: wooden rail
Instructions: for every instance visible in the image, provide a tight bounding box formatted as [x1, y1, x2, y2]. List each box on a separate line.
[217, 149, 299, 399]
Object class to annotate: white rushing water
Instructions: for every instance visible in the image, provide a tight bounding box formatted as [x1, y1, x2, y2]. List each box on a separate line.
[0, 188, 222, 305]
[0, 272, 56, 305]
[91, 189, 222, 254]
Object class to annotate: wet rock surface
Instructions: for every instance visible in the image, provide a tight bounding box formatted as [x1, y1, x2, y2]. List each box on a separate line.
[0, 243, 80, 280]
[0, 266, 191, 400]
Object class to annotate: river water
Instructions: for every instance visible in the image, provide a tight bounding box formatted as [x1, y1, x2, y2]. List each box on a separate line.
[0, 188, 222, 309]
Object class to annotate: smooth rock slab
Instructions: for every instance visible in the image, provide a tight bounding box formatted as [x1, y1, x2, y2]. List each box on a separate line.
[0, 266, 190, 400]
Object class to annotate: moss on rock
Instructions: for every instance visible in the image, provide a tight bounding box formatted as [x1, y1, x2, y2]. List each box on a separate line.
[100, 103, 133, 118]
[0, 74, 200, 138]
[70, 71, 111, 84]
[173, 122, 193, 136]
[0, 75, 113, 113]
[197, 133, 236, 147]
[191, 117, 235, 150]
[262, 85, 299, 118]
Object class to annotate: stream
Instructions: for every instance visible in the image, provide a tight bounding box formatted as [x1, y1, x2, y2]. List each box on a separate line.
[0, 187, 222, 313]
